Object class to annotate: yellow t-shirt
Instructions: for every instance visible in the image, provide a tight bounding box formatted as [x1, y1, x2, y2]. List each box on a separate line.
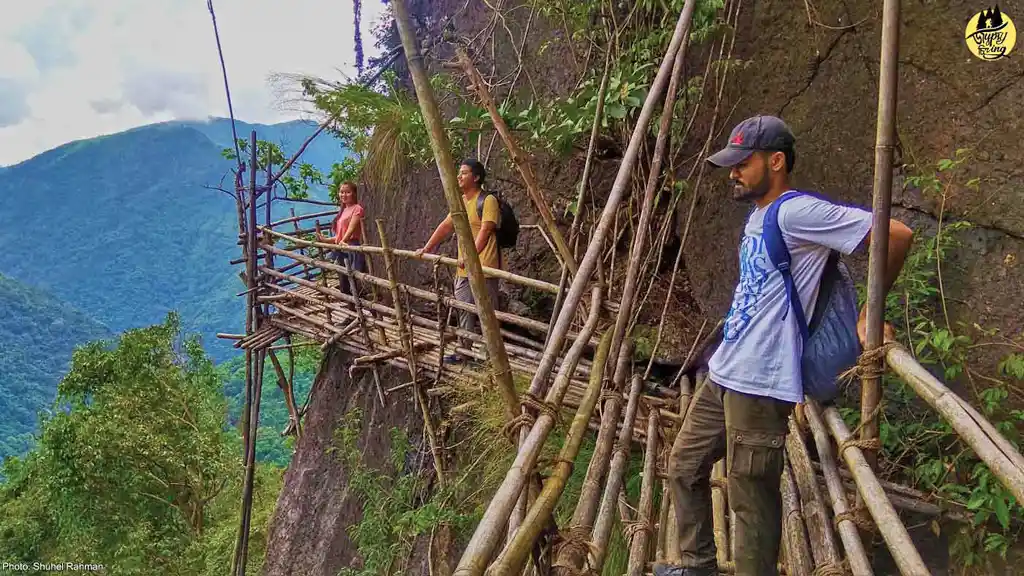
[456, 191, 501, 278]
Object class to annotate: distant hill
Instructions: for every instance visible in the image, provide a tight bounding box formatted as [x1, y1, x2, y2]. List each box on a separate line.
[0, 273, 111, 462]
[0, 117, 345, 364]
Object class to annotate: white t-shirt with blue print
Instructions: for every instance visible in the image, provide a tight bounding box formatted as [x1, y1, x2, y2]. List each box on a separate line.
[708, 192, 873, 403]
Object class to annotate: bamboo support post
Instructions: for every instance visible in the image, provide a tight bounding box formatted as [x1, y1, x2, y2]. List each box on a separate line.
[606, 8, 691, 379]
[885, 343, 1024, 504]
[455, 46, 577, 276]
[585, 372, 645, 573]
[860, 0, 902, 474]
[233, 130, 261, 576]
[519, 3, 693, 424]
[453, 292, 609, 576]
[625, 403, 660, 576]
[785, 418, 842, 571]
[564, 339, 634, 548]
[378, 221, 446, 487]
[267, 350, 303, 439]
[802, 401, 873, 576]
[393, 0, 518, 422]
[782, 458, 814, 576]
[484, 344, 609, 576]
[711, 459, 729, 567]
[822, 404, 930, 575]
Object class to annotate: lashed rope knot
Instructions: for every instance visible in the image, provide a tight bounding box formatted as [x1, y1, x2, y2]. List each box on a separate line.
[838, 342, 897, 385]
[551, 526, 598, 575]
[623, 520, 654, 543]
[709, 477, 728, 491]
[834, 507, 877, 533]
[812, 562, 848, 576]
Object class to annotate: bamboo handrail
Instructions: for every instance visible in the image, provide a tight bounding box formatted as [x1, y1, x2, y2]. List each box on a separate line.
[262, 226, 563, 294]
[885, 343, 1024, 504]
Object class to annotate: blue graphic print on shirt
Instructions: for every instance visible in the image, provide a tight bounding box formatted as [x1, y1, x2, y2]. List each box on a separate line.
[723, 234, 770, 342]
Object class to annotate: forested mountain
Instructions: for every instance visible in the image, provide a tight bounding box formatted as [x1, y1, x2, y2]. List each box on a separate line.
[0, 117, 342, 465]
[0, 117, 343, 364]
[0, 274, 111, 462]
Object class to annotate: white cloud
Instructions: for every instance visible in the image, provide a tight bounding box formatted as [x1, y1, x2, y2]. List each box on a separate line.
[0, 0, 390, 166]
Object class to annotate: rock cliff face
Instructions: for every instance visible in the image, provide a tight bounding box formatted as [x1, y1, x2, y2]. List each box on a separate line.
[262, 351, 429, 576]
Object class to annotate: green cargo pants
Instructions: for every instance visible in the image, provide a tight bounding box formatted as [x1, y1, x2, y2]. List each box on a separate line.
[666, 378, 794, 576]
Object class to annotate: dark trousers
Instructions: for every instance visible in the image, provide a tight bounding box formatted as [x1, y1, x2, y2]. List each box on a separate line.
[453, 276, 500, 353]
[666, 378, 794, 576]
[331, 243, 367, 299]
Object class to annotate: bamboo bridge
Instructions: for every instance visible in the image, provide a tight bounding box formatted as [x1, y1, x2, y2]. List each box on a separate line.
[218, 0, 1024, 574]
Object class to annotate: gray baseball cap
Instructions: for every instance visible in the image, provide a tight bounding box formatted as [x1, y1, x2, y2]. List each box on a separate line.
[706, 115, 796, 168]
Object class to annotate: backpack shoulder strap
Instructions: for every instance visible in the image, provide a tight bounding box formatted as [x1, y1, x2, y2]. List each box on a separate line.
[763, 190, 810, 341]
[476, 192, 486, 221]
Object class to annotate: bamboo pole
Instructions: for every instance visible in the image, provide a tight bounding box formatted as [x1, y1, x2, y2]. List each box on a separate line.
[822, 405, 930, 575]
[454, 45, 577, 276]
[377, 221, 447, 486]
[802, 402, 874, 576]
[861, 0, 902, 473]
[586, 372, 645, 572]
[267, 350, 303, 439]
[785, 417, 841, 571]
[262, 227, 563, 295]
[781, 458, 814, 576]
[886, 344, 1024, 503]
[711, 459, 729, 567]
[606, 0, 694, 378]
[258, 267, 594, 383]
[626, 404, 660, 576]
[232, 130, 261, 576]
[393, 0, 518, 421]
[453, 291, 609, 576]
[520, 3, 693, 413]
[259, 245, 580, 340]
[484, 345, 609, 576]
[565, 339, 634, 540]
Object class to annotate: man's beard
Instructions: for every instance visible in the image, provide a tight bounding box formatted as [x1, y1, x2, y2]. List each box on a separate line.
[732, 172, 770, 201]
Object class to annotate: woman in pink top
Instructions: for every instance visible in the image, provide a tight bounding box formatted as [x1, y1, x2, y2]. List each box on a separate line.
[317, 181, 367, 297]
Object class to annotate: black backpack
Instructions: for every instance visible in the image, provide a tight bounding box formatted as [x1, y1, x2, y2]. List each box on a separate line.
[476, 191, 519, 250]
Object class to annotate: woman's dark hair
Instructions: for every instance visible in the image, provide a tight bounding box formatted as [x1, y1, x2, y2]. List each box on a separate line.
[461, 158, 487, 186]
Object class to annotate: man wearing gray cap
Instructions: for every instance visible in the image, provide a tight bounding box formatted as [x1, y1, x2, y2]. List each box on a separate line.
[655, 115, 913, 575]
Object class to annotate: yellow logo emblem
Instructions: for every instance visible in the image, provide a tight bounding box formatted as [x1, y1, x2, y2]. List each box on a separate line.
[965, 6, 1017, 60]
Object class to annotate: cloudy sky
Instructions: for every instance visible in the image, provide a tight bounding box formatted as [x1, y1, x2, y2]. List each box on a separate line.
[0, 0, 389, 166]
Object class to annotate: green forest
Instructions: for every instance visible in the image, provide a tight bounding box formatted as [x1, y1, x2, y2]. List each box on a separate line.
[0, 314, 287, 573]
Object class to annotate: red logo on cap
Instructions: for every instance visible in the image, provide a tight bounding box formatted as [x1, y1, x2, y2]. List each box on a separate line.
[731, 133, 744, 145]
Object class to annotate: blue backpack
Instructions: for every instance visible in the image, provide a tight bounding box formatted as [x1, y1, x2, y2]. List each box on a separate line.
[762, 190, 863, 405]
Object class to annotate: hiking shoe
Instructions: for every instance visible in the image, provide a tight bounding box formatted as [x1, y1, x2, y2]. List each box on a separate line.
[652, 563, 717, 576]
[443, 354, 465, 365]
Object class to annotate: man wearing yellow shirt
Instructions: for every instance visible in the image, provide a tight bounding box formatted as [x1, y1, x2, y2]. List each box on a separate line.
[416, 159, 502, 364]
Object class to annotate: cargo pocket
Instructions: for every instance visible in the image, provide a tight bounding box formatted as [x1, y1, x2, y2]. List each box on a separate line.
[729, 430, 785, 480]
